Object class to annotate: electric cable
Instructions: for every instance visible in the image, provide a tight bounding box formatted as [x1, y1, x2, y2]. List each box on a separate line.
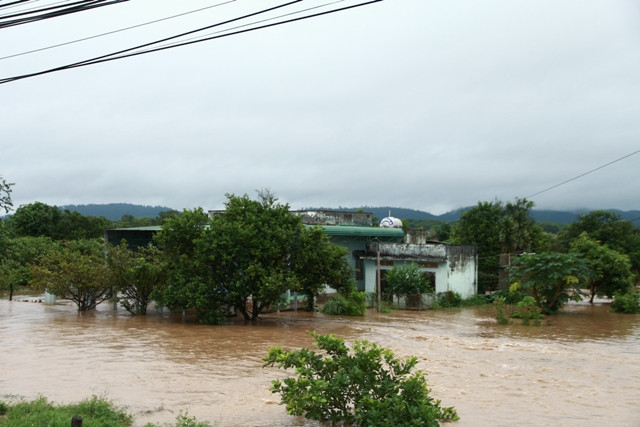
[0, 0, 236, 61]
[0, 0, 128, 29]
[525, 148, 640, 199]
[0, 0, 382, 85]
[149, 0, 345, 52]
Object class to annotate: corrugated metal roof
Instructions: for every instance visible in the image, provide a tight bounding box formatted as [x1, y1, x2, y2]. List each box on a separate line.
[317, 225, 404, 238]
[108, 225, 404, 238]
[109, 226, 162, 231]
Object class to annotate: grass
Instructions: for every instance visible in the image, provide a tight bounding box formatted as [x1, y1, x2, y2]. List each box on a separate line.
[0, 395, 132, 426]
[0, 396, 213, 427]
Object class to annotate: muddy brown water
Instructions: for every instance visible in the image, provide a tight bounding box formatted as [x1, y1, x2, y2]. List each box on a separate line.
[1, 295, 639, 427]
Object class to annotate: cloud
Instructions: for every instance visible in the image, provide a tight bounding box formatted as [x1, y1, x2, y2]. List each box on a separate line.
[2, 0, 639, 215]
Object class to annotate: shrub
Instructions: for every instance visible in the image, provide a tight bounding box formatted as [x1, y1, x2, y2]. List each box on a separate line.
[490, 289, 527, 305]
[432, 291, 462, 309]
[320, 292, 367, 316]
[494, 297, 511, 325]
[0, 395, 132, 426]
[264, 333, 458, 426]
[460, 294, 489, 307]
[611, 288, 640, 314]
[511, 296, 544, 325]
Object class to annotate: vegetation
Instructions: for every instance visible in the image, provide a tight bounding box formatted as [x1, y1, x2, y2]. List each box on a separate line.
[264, 333, 458, 426]
[29, 239, 114, 311]
[0, 175, 13, 214]
[0, 396, 214, 427]
[569, 233, 633, 303]
[511, 296, 544, 325]
[320, 291, 367, 316]
[432, 291, 463, 309]
[154, 192, 354, 324]
[450, 198, 548, 293]
[507, 252, 591, 314]
[384, 262, 433, 307]
[0, 395, 132, 426]
[107, 242, 168, 315]
[559, 210, 640, 277]
[610, 288, 640, 314]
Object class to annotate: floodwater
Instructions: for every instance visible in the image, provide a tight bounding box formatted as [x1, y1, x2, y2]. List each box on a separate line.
[1, 295, 639, 427]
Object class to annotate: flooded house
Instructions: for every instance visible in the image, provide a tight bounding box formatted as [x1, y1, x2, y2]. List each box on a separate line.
[106, 209, 478, 300]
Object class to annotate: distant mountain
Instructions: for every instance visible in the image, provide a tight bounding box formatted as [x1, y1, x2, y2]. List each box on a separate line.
[332, 206, 640, 225]
[61, 203, 174, 221]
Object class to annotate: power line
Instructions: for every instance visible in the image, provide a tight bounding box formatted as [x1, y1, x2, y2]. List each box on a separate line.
[526, 148, 640, 199]
[0, 0, 383, 85]
[150, 0, 345, 52]
[0, 0, 128, 29]
[0, 1, 237, 61]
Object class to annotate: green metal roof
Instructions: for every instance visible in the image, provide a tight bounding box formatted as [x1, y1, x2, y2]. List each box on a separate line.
[110, 226, 162, 231]
[108, 225, 403, 239]
[317, 225, 404, 238]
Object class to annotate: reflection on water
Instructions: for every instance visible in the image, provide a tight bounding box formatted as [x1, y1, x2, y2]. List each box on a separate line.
[1, 296, 639, 426]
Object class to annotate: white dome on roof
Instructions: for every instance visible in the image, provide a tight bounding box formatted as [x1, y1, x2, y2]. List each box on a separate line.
[380, 216, 403, 228]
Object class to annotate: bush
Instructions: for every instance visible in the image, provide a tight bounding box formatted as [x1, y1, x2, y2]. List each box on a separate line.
[0, 395, 132, 426]
[460, 294, 489, 307]
[511, 296, 544, 325]
[264, 333, 458, 426]
[611, 288, 640, 314]
[432, 291, 462, 309]
[489, 289, 527, 305]
[320, 292, 367, 316]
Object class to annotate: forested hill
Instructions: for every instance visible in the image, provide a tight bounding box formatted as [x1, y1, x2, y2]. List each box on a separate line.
[61, 203, 174, 221]
[336, 206, 640, 224]
[61, 203, 639, 224]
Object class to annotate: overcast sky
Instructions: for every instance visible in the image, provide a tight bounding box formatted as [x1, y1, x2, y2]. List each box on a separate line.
[2, 0, 639, 214]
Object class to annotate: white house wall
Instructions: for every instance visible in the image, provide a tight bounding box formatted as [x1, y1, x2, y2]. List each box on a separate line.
[361, 245, 477, 299]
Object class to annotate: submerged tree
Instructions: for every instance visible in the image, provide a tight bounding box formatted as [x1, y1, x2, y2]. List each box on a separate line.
[569, 233, 632, 303]
[290, 225, 354, 311]
[507, 252, 591, 314]
[30, 239, 113, 311]
[155, 191, 355, 324]
[108, 242, 167, 315]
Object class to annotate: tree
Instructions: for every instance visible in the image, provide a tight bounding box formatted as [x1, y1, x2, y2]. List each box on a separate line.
[451, 201, 504, 293]
[290, 226, 354, 311]
[205, 192, 301, 321]
[451, 198, 548, 293]
[560, 210, 640, 273]
[508, 252, 591, 314]
[569, 233, 632, 303]
[30, 239, 113, 311]
[384, 262, 433, 307]
[107, 242, 167, 315]
[153, 208, 220, 322]
[0, 236, 56, 300]
[9, 202, 62, 238]
[263, 333, 458, 426]
[0, 175, 13, 214]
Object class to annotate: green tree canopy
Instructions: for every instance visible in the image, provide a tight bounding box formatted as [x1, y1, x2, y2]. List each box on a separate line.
[508, 252, 591, 314]
[384, 262, 433, 296]
[290, 225, 355, 311]
[264, 333, 458, 426]
[154, 192, 355, 323]
[107, 242, 168, 315]
[30, 239, 113, 311]
[559, 210, 640, 273]
[569, 233, 632, 303]
[0, 175, 13, 214]
[451, 198, 546, 293]
[8, 202, 107, 240]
